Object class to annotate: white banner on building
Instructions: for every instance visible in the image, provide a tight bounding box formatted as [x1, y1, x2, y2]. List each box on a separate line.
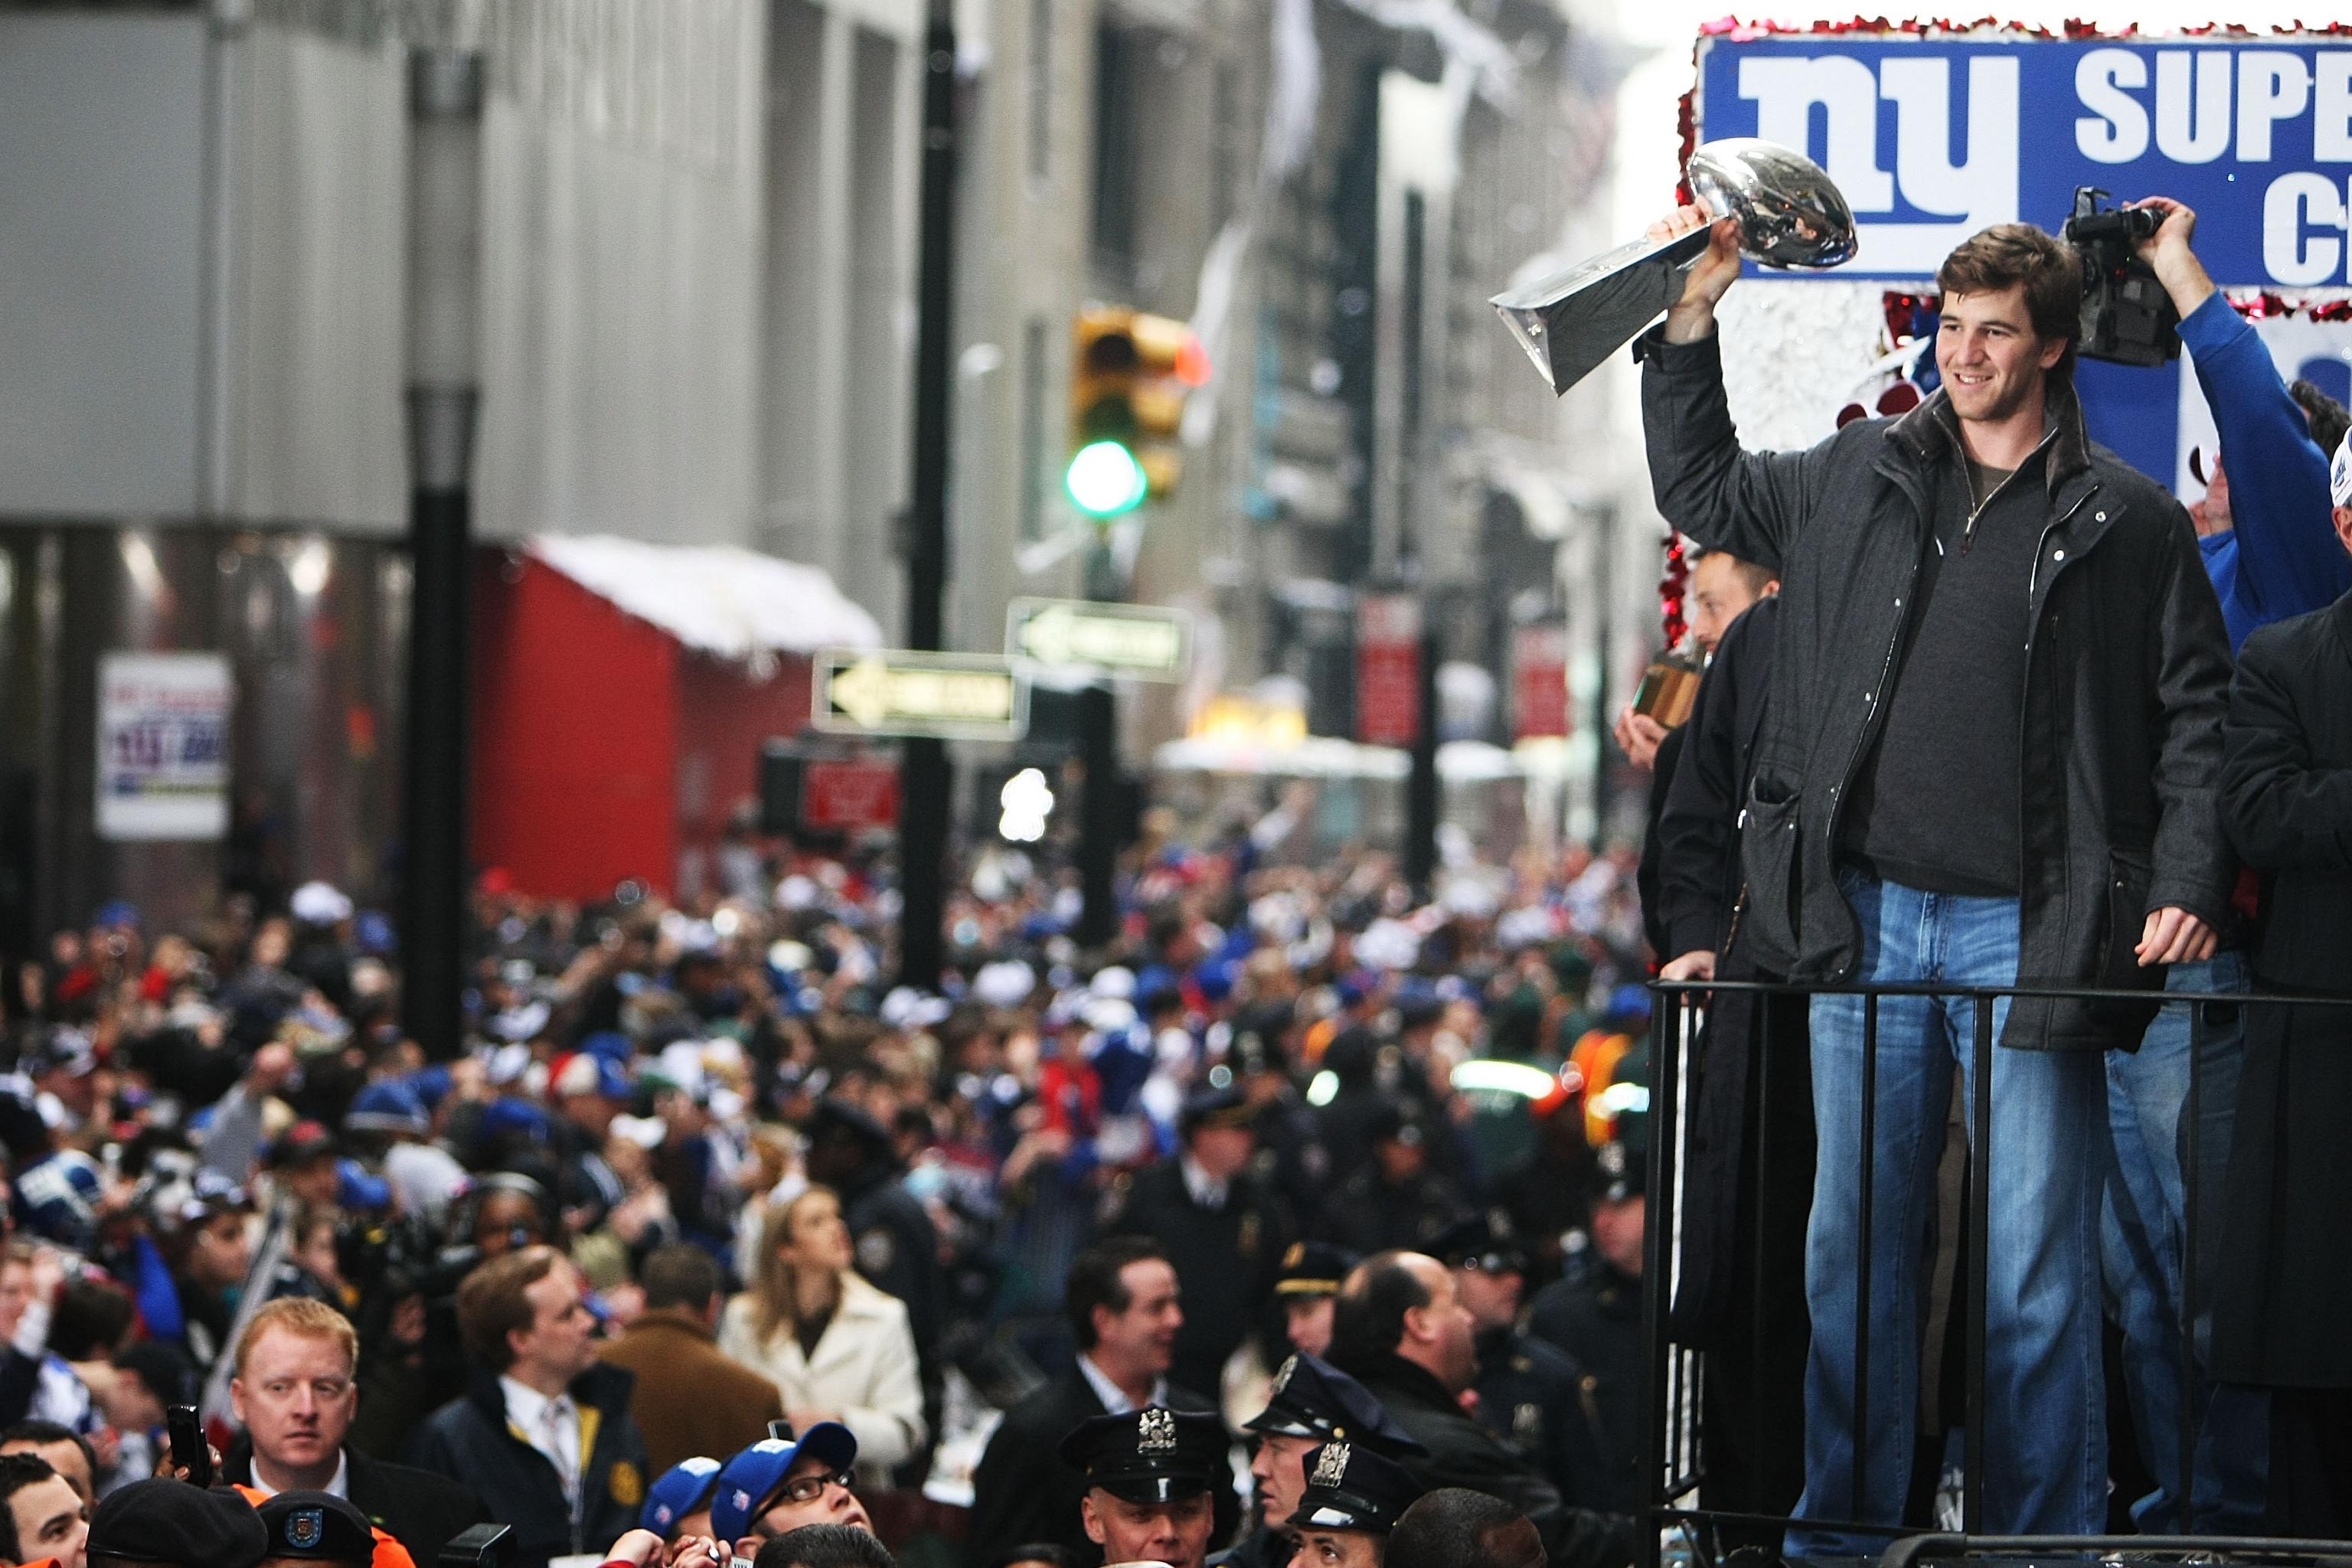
[96, 652, 231, 841]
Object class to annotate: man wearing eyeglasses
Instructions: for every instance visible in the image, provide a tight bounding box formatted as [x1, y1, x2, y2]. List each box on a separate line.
[709, 1425, 872, 1561]
[223, 1298, 487, 1568]
[1429, 1218, 1609, 1515]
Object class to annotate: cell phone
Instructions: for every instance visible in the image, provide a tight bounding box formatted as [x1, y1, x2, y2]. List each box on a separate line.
[165, 1404, 211, 1488]
[766, 1419, 797, 1442]
[438, 1524, 513, 1568]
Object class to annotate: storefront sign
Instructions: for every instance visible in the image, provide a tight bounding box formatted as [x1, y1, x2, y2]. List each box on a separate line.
[96, 652, 231, 841]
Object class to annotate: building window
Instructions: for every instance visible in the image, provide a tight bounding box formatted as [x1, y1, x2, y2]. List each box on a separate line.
[1090, 22, 1138, 280]
[1021, 317, 1051, 542]
[1027, 0, 1053, 182]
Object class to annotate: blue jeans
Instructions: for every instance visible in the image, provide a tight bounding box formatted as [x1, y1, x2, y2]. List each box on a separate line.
[2103, 950, 2269, 1531]
[1787, 870, 2108, 1557]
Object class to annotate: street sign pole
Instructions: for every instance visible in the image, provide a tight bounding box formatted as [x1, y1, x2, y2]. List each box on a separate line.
[1076, 683, 1119, 949]
[899, 0, 958, 991]
[399, 47, 483, 1063]
[1406, 607, 1440, 900]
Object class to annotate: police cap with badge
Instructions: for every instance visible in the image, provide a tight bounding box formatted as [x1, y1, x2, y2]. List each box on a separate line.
[1060, 1407, 1229, 1503]
[1292, 1442, 1424, 1535]
[256, 1491, 377, 1568]
[1591, 1139, 1645, 1205]
[1245, 1353, 1423, 1457]
[1179, 1085, 1256, 1139]
[1273, 1243, 1354, 1302]
[1429, 1213, 1525, 1276]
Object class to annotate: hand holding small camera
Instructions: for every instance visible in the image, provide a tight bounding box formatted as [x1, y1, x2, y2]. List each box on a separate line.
[2124, 195, 2215, 317]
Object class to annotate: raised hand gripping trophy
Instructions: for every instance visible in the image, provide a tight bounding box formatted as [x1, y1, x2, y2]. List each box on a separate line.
[1491, 138, 1858, 395]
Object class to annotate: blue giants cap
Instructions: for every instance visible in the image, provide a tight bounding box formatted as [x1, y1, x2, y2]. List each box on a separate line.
[709, 1423, 860, 1540]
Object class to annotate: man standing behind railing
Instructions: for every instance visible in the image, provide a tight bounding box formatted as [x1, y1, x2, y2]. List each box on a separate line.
[2211, 431, 2352, 1537]
[2091, 195, 2346, 1535]
[1638, 205, 2235, 1551]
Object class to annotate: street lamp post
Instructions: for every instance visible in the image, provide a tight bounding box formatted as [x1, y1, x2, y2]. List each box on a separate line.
[897, 0, 959, 990]
[398, 47, 484, 1061]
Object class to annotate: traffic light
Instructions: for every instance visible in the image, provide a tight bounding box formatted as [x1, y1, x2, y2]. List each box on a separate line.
[1067, 306, 1209, 518]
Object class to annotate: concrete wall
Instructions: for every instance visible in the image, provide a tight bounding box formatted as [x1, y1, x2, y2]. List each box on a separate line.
[0, 12, 207, 520]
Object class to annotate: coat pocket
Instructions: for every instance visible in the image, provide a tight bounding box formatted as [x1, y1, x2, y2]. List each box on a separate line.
[2097, 844, 2161, 991]
[1738, 776, 1804, 967]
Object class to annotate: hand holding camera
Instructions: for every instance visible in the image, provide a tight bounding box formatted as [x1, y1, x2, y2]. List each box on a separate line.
[2125, 195, 2218, 318]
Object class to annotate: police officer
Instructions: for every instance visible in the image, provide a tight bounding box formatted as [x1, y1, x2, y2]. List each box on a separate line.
[1287, 1441, 1424, 1568]
[803, 1099, 944, 1357]
[1218, 1353, 1423, 1568]
[1272, 1243, 1355, 1361]
[1060, 1409, 1231, 1568]
[1431, 1215, 1611, 1512]
[1101, 1087, 1294, 1401]
[803, 1096, 945, 1478]
[1526, 1148, 1645, 1515]
[1318, 1106, 1465, 1259]
[1229, 1010, 1330, 1233]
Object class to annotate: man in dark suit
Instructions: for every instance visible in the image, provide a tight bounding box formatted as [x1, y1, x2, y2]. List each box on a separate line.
[224, 1295, 489, 1568]
[597, 1243, 784, 1475]
[1101, 1087, 1293, 1399]
[407, 1246, 651, 1568]
[2213, 436, 2352, 1534]
[1331, 1253, 1633, 1568]
[1648, 590, 1812, 1544]
[965, 1238, 1237, 1568]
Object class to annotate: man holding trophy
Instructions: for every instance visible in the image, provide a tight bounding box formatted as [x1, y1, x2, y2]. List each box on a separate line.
[1632, 184, 2235, 1548]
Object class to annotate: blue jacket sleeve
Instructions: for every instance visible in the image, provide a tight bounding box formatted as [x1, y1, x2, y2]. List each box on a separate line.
[2180, 290, 2352, 629]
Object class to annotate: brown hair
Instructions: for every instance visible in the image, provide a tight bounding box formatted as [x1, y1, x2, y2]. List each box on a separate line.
[749, 1187, 846, 1346]
[1687, 547, 1777, 599]
[232, 1295, 360, 1380]
[1936, 224, 2081, 376]
[456, 1244, 564, 1370]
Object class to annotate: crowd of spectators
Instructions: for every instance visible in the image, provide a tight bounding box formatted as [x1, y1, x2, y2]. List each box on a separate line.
[0, 812, 1660, 1568]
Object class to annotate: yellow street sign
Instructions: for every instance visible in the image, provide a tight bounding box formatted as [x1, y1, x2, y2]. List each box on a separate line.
[813, 649, 1027, 740]
[1007, 598, 1193, 681]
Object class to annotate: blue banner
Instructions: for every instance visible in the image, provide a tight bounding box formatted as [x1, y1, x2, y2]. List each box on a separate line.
[1696, 34, 2352, 286]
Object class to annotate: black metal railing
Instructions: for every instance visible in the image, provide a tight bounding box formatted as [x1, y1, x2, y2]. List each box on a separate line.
[1636, 975, 2352, 1567]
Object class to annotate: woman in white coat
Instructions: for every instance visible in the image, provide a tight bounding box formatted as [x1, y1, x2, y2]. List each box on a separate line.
[719, 1184, 928, 1485]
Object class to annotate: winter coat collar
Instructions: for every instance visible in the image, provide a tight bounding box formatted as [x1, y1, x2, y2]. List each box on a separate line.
[1885, 373, 2092, 495]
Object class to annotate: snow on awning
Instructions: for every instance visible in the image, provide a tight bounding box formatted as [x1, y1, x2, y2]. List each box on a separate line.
[528, 535, 884, 662]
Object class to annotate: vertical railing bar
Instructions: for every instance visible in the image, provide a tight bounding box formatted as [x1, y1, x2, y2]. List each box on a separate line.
[1965, 990, 1994, 1536]
[1752, 988, 1773, 1505]
[1638, 988, 1679, 1568]
[1852, 991, 1878, 1519]
[2178, 995, 2206, 1534]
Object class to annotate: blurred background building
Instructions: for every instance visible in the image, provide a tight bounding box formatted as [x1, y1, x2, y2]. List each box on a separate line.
[0, 0, 1665, 930]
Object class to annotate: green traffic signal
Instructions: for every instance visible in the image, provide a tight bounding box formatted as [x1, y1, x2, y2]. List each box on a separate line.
[1066, 439, 1148, 518]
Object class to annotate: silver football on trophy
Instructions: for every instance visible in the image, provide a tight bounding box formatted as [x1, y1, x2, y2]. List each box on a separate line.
[1491, 138, 1857, 395]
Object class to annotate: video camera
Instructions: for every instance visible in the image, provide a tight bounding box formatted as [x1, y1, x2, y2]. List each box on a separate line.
[2064, 187, 2180, 368]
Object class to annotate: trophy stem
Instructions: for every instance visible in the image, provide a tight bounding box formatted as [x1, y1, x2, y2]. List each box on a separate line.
[1490, 226, 1713, 396]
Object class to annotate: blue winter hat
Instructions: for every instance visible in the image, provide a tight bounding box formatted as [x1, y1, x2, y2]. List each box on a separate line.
[642, 1457, 724, 1536]
[344, 1081, 430, 1137]
[335, 1159, 392, 1212]
[480, 1096, 553, 1144]
[580, 1031, 635, 1065]
[709, 1424, 860, 1541]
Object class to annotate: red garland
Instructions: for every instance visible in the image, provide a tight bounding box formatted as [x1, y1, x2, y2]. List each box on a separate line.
[1660, 528, 1690, 648]
[2231, 292, 2352, 323]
